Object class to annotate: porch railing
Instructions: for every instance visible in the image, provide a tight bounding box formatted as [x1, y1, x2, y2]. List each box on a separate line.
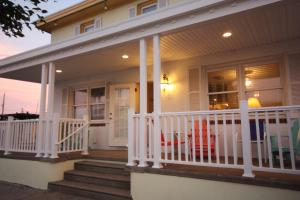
[0, 115, 89, 158]
[128, 101, 300, 176]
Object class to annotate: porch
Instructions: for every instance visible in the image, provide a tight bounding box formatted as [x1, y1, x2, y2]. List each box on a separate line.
[0, 0, 299, 186]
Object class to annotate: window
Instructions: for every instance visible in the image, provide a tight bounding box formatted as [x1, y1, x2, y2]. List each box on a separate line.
[208, 69, 239, 110]
[80, 20, 95, 33]
[137, 0, 158, 15]
[244, 63, 282, 107]
[73, 87, 106, 121]
[206, 62, 283, 110]
[73, 89, 88, 119]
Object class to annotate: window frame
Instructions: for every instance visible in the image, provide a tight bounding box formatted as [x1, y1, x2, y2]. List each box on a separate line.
[206, 66, 240, 110]
[137, 0, 158, 15]
[80, 19, 95, 34]
[72, 85, 106, 123]
[203, 57, 285, 110]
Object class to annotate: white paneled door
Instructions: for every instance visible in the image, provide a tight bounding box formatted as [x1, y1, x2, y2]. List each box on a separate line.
[109, 84, 136, 146]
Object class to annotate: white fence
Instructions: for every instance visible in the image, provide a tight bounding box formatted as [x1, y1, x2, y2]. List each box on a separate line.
[128, 101, 300, 176]
[0, 116, 89, 158]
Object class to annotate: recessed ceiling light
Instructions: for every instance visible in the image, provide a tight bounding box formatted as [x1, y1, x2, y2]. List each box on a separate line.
[122, 54, 129, 59]
[56, 69, 62, 73]
[222, 32, 232, 38]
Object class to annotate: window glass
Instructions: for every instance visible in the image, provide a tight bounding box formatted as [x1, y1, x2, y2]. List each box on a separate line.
[91, 104, 105, 120]
[208, 69, 238, 110]
[90, 87, 106, 120]
[74, 106, 88, 119]
[91, 88, 105, 104]
[142, 4, 157, 14]
[74, 90, 87, 105]
[245, 63, 282, 107]
[84, 25, 94, 33]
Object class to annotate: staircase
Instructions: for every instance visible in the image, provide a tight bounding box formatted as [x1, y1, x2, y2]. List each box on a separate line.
[48, 161, 132, 200]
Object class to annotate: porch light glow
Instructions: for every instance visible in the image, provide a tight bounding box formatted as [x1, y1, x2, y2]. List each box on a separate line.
[222, 32, 232, 38]
[56, 69, 62, 73]
[248, 97, 261, 108]
[122, 54, 129, 59]
[245, 79, 252, 87]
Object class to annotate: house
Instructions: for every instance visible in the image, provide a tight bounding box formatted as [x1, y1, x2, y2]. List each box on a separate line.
[0, 0, 300, 199]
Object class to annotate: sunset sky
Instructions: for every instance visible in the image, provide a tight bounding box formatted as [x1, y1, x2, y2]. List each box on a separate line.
[0, 0, 83, 114]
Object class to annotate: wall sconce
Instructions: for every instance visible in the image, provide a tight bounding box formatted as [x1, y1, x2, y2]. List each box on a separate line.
[160, 74, 170, 92]
[248, 97, 261, 108]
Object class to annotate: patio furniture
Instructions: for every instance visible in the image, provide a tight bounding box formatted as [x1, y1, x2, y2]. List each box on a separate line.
[189, 120, 216, 159]
[270, 120, 300, 162]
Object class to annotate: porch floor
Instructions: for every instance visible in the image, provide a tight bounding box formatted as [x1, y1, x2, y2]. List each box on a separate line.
[1, 150, 299, 191]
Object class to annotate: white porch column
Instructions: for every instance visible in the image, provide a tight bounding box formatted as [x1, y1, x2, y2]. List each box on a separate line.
[240, 100, 255, 177]
[152, 34, 162, 168]
[36, 64, 48, 157]
[138, 38, 148, 167]
[44, 62, 56, 157]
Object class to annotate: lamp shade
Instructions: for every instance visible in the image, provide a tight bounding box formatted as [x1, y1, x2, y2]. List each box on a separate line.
[248, 97, 261, 108]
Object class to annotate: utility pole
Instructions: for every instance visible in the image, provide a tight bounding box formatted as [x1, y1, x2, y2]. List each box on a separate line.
[1, 93, 5, 116]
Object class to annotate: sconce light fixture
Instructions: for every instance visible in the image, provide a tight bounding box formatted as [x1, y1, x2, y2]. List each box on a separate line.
[160, 73, 169, 92]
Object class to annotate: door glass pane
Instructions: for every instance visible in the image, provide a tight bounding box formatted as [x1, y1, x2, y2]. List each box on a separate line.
[209, 93, 239, 110]
[91, 104, 105, 120]
[91, 87, 105, 104]
[114, 88, 130, 138]
[74, 106, 88, 119]
[208, 69, 237, 93]
[245, 63, 282, 107]
[74, 90, 87, 105]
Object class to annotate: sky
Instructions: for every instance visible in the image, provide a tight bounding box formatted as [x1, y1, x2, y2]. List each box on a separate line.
[0, 0, 83, 114]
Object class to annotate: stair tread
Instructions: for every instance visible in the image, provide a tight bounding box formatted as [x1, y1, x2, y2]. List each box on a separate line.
[76, 161, 126, 169]
[50, 180, 131, 198]
[66, 170, 130, 182]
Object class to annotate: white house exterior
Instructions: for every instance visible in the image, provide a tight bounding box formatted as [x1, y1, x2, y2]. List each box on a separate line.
[0, 0, 300, 199]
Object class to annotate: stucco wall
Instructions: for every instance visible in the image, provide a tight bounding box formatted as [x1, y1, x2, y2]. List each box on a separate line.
[131, 173, 300, 200]
[0, 158, 80, 190]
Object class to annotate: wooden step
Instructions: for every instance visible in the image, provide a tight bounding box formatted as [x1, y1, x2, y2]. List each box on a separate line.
[75, 161, 129, 176]
[64, 170, 130, 189]
[48, 180, 132, 200]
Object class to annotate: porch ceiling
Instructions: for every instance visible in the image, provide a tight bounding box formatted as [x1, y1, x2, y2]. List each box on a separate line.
[1, 0, 300, 83]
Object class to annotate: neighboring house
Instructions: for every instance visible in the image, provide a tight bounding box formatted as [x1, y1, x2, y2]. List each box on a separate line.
[0, 0, 300, 199]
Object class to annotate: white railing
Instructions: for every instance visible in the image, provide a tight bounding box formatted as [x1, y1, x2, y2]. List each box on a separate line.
[0, 121, 7, 150]
[56, 118, 89, 155]
[248, 106, 300, 174]
[0, 115, 89, 158]
[9, 119, 39, 153]
[128, 101, 300, 176]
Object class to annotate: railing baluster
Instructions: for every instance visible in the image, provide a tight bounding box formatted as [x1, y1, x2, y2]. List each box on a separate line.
[184, 116, 188, 161]
[214, 114, 220, 164]
[199, 115, 203, 163]
[191, 116, 196, 162]
[177, 116, 181, 162]
[207, 114, 211, 164]
[222, 114, 228, 165]
[171, 116, 175, 161]
[265, 112, 273, 168]
[287, 113, 296, 170]
[275, 111, 284, 169]
[164, 116, 168, 161]
[254, 112, 262, 168]
[149, 117, 153, 159]
[232, 113, 237, 166]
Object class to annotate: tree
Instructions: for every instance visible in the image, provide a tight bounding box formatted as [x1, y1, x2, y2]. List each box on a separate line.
[0, 0, 49, 37]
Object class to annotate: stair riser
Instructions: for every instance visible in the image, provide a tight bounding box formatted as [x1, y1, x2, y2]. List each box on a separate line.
[64, 174, 130, 190]
[49, 183, 132, 200]
[75, 164, 130, 176]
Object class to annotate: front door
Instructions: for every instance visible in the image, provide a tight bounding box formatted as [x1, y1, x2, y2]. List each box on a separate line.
[109, 84, 136, 146]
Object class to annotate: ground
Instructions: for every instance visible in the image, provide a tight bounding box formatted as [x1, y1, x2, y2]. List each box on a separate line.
[0, 181, 92, 200]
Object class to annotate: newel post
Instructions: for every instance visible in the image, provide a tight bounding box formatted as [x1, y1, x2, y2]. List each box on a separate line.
[127, 108, 136, 166]
[240, 100, 255, 177]
[4, 116, 13, 155]
[82, 115, 89, 155]
[50, 113, 60, 159]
